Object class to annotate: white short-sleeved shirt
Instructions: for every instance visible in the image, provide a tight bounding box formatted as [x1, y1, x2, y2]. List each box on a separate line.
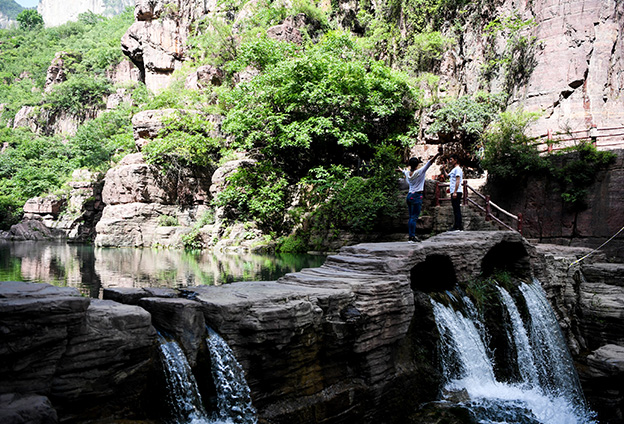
[449, 165, 463, 194]
[403, 159, 434, 193]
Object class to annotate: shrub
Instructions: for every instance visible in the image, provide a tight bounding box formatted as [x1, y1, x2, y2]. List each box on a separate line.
[142, 110, 223, 170]
[17, 10, 44, 30]
[158, 215, 179, 226]
[45, 74, 112, 116]
[222, 31, 420, 172]
[480, 110, 546, 184]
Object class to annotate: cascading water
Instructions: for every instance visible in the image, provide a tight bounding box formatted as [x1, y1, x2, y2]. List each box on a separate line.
[206, 327, 258, 424]
[519, 281, 587, 410]
[157, 334, 210, 424]
[157, 329, 257, 424]
[497, 286, 539, 388]
[431, 280, 595, 424]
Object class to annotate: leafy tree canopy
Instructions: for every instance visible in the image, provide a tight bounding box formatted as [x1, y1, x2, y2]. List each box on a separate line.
[16, 9, 43, 30]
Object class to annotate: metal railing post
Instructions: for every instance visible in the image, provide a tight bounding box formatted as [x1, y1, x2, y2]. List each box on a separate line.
[517, 213, 523, 234]
[485, 195, 491, 221]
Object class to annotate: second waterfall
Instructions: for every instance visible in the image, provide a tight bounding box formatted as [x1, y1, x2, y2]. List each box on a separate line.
[431, 280, 595, 424]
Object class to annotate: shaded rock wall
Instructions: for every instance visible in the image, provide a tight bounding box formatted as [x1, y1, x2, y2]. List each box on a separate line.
[488, 149, 624, 259]
[0, 281, 158, 422]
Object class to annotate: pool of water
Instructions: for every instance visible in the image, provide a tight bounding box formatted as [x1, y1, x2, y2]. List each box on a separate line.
[0, 241, 326, 298]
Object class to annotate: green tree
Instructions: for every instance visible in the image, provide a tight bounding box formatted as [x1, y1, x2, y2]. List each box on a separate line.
[16, 9, 44, 30]
[222, 31, 420, 175]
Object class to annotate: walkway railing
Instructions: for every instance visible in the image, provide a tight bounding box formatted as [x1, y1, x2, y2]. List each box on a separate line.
[532, 125, 624, 153]
[435, 181, 523, 234]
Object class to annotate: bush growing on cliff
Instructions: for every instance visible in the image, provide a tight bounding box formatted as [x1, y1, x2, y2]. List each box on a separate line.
[481, 111, 547, 184]
[481, 112, 616, 210]
[222, 31, 419, 172]
[143, 110, 224, 171]
[45, 74, 112, 117]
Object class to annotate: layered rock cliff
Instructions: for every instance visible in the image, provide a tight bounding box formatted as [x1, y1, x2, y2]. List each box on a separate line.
[3, 232, 622, 423]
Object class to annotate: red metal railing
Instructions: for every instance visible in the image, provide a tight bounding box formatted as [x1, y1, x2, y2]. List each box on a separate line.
[435, 181, 523, 234]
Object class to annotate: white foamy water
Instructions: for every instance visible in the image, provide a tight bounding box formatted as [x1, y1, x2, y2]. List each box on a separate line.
[432, 281, 596, 424]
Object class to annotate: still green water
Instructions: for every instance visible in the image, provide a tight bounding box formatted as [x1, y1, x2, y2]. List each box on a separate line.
[0, 241, 326, 298]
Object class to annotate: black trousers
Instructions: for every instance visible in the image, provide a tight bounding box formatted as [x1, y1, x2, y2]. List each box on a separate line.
[451, 192, 463, 230]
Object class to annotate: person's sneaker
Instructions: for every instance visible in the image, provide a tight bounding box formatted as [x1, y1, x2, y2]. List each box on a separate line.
[408, 236, 419, 243]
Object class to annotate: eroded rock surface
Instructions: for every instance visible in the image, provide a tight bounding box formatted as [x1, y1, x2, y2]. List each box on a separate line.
[0, 281, 158, 422]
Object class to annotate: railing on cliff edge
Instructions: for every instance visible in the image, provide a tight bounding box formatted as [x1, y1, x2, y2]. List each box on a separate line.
[533, 125, 624, 153]
[435, 181, 523, 234]
[431, 125, 624, 235]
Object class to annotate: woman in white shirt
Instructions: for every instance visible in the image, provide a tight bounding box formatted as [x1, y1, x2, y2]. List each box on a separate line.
[397, 150, 441, 242]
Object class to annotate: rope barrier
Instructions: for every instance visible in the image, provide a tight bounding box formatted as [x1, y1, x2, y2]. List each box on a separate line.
[568, 225, 624, 268]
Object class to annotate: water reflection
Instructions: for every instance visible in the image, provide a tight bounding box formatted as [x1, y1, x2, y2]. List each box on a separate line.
[0, 241, 326, 298]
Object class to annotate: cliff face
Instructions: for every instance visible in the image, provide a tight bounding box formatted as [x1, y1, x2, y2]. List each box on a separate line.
[122, 0, 216, 92]
[438, 0, 624, 147]
[0, 11, 17, 29]
[38, 0, 134, 27]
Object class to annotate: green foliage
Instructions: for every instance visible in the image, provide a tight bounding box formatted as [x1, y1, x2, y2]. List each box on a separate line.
[302, 144, 403, 234]
[429, 92, 506, 139]
[277, 234, 308, 253]
[402, 31, 454, 73]
[481, 111, 546, 183]
[158, 214, 179, 226]
[482, 13, 537, 90]
[17, 9, 43, 30]
[0, 194, 22, 230]
[142, 110, 223, 170]
[222, 31, 419, 167]
[68, 104, 135, 169]
[482, 113, 616, 210]
[215, 162, 290, 232]
[182, 229, 204, 251]
[551, 141, 616, 210]
[0, 128, 74, 201]
[45, 74, 112, 116]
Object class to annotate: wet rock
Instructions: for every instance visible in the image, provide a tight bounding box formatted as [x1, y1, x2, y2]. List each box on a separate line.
[139, 297, 206, 366]
[0, 393, 58, 424]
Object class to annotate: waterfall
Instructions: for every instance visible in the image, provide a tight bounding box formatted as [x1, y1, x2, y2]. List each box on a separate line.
[157, 334, 210, 424]
[431, 281, 595, 424]
[497, 286, 539, 387]
[206, 327, 258, 424]
[519, 280, 588, 411]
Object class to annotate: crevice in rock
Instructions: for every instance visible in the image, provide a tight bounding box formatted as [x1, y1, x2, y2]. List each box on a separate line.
[481, 241, 531, 278]
[410, 254, 457, 292]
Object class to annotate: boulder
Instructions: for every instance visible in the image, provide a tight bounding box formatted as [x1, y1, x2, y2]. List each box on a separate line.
[266, 14, 306, 44]
[131, 109, 178, 150]
[23, 196, 65, 216]
[0, 281, 158, 422]
[43, 52, 78, 93]
[101, 153, 174, 205]
[0, 393, 58, 424]
[94, 201, 210, 248]
[12, 106, 38, 132]
[185, 65, 225, 90]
